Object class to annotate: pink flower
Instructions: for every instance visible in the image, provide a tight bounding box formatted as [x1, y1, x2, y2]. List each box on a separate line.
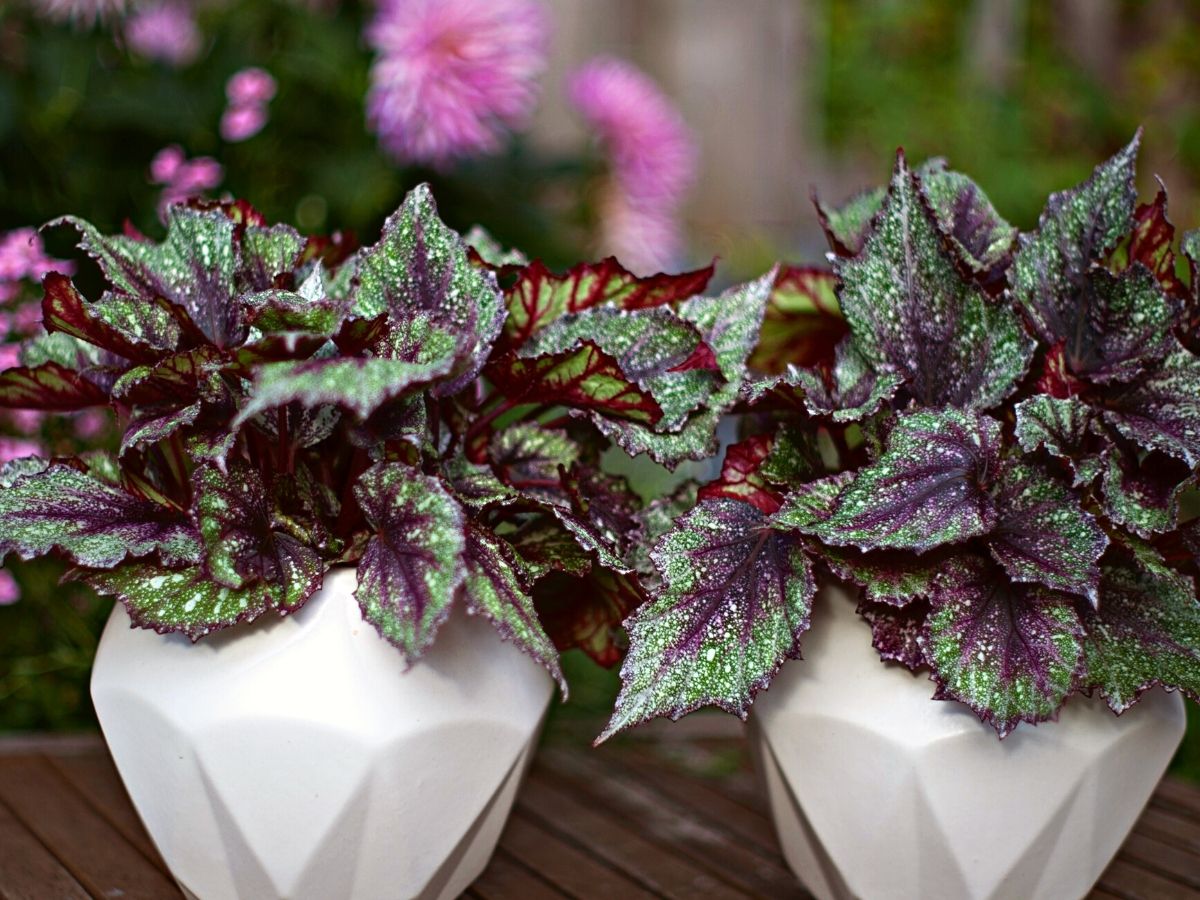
[9, 409, 46, 434]
[73, 409, 109, 439]
[0, 344, 21, 371]
[220, 104, 268, 142]
[365, 0, 550, 166]
[0, 569, 19, 606]
[12, 303, 43, 335]
[226, 68, 277, 107]
[0, 229, 73, 284]
[0, 438, 43, 466]
[569, 56, 697, 208]
[150, 146, 223, 219]
[124, 2, 202, 67]
[568, 57, 698, 275]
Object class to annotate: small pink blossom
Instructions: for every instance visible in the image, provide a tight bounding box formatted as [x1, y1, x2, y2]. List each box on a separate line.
[0, 344, 21, 371]
[220, 104, 268, 142]
[124, 2, 203, 67]
[9, 409, 46, 434]
[150, 145, 223, 219]
[0, 569, 19, 606]
[568, 57, 697, 209]
[12, 303, 43, 335]
[0, 229, 73, 283]
[365, 0, 550, 167]
[598, 193, 686, 277]
[0, 438, 43, 466]
[226, 68, 277, 107]
[73, 409, 109, 439]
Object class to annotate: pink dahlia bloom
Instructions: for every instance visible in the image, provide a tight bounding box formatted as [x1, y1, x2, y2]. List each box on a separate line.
[124, 2, 202, 67]
[365, 0, 550, 166]
[0, 569, 19, 606]
[150, 145, 223, 219]
[568, 57, 697, 208]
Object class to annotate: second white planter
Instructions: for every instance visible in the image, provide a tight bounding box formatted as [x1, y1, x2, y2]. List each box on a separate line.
[751, 584, 1187, 900]
[91, 568, 554, 900]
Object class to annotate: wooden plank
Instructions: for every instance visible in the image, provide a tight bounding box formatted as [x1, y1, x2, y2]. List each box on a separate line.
[0, 755, 180, 900]
[518, 770, 751, 899]
[0, 799, 90, 900]
[538, 747, 800, 898]
[45, 751, 171, 875]
[470, 849, 566, 900]
[1137, 805, 1200, 857]
[1096, 857, 1197, 900]
[1154, 779, 1200, 822]
[501, 811, 659, 900]
[1118, 832, 1200, 890]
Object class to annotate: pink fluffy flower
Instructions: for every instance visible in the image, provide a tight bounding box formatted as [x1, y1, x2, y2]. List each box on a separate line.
[0, 344, 20, 371]
[569, 57, 697, 208]
[150, 145, 223, 219]
[226, 68, 277, 107]
[220, 103, 268, 142]
[365, 0, 550, 166]
[568, 57, 698, 274]
[0, 229, 73, 283]
[0, 569, 19, 606]
[124, 1, 202, 67]
[0, 438, 42, 466]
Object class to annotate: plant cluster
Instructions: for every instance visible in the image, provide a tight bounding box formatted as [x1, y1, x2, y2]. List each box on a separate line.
[603, 133, 1200, 739]
[0, 188, 771, 689]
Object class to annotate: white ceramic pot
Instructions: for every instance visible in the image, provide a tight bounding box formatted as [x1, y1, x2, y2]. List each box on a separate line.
[751, 584, 1186, 900]
[91, 568, 554, 900]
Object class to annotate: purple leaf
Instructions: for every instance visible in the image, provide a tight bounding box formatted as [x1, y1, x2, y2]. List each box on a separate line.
[0, 462, 199, 568]
[857, 596, 930, 671]
[599, 498, 816, 740]
[1013, 394, 1103, 487]
[352, 462, 466, 663]
[787, 337, 903, 423]
[836, 152, 1033, 409]
[121, 402, 202, 456]
[41, 273, 180, 364]
[1101, 344, 1200, 467]
[533, 569, 644, 668]
[814, 185, 886, 256]
[925, 554, 1085, 737]
[824, 547, 943, 607]
[813, 408, 1002, 552]
[1100, 446, 1191, 538]
[697, 434, 783, 514]
[0, 362, 110, 410]
[917, 159, 1017, 290]
[1081, 549, 1200, 713]
[747, 265, 847, 374]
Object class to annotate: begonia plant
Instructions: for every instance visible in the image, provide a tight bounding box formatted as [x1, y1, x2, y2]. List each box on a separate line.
[0, 187, 774, 690]
[602, 132, 1200, 739]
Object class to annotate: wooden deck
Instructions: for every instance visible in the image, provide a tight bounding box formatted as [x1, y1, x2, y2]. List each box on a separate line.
[1, 717, 1198, 899]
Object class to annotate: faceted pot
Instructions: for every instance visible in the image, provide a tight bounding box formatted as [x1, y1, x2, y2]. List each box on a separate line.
[750, 583, 1186, 900]
[90, 568, 554, 900]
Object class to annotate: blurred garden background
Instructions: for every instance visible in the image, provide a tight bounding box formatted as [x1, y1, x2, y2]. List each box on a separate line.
[1, 0, 1199, 779]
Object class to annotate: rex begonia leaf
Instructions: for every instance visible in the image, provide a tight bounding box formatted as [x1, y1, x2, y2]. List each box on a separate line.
[193, 461, 324, 596]
[917, 159, 1016, 286]
[441, 454, 521, 510]
[988, 459, 1107, 602]
[349, 184, 505, 394]
[629, 481, 700, 576]
[1109, 187, 1186, 298]
[461, 525, 565, 691]
[111, 347, 225, 405]
[242, 289, 342, 336]
[1010, 133, 1140, 347]
[519, 305, 719, 429]
[858, 597, 930, 670]
[815, 185, 886, 256]
[352, 463, 466, 662]
[235, 355, 454, 423]
[533, 569, 644, 668]
[508, 520, 595, 581]
[464, 225, 528, 268]
[85, 560, 323, 641]
[1100, 447, 1190, 538]
[0, 362, 109, 410]
[771, 472, 854, 532]
[592, 274, 774, 467]
[42, 273, 180, 363]
[1181, 228, 1200, 349]
[824, 547, 942, 607]
[503, 257, 714, 346]
[787, 337, 903, 423]
[925, 555, 1085, 737]
[490, 423, 580, 495]
[747, 266, 846, 374]
[1081, 550, 1200, 712]
[121, 402, 202, 456]
[696, 434, 783, 514]
[759, 424, 824, 490]
[599, 498, 816, 740]
[813, 409, 1002, 552]
[18, 332, 106, 372]
[238, 222, 306, 292]
[55, 206, 241, 347]
[487, 342, 663, 426]
[836, 152, 1033, 409]
[1014, 394, 1103, 486]
[1100, 344, 1200, 467]
[0, 463, 199, 568]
